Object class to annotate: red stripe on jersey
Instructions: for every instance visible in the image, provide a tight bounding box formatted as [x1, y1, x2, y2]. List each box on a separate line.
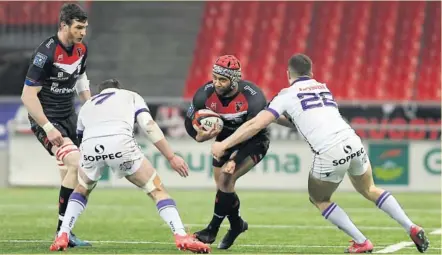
[54, 43, 86, 65]
[205, 93, 249, 114]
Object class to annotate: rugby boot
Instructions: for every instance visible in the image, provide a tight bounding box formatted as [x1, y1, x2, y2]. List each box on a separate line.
[409, 225, 430, 253]
[175, 234, 211, 253]
[344, 239, 373, 253]
[194, 226, 219, 244]
[68, 232, 91, 247]
[49, 232, 69, 251]
[217, 219, 248, 249]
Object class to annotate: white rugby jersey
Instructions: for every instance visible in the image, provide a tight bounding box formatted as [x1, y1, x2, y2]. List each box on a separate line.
[267, 77, 354, 153]
[77, 88, 149, 140]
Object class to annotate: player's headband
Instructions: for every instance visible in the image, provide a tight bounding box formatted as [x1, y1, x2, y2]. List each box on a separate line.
[212, 65, 241, 84]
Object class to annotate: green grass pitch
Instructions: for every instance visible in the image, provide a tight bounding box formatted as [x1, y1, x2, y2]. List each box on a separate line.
[0, 188, 440, 254]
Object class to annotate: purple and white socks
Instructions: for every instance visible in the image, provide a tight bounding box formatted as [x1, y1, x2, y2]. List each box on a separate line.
[376, 191, 414, 233]
[59, 192, 88, 236]
[156, 199, 187, 236]
[322, 202, 367, 244]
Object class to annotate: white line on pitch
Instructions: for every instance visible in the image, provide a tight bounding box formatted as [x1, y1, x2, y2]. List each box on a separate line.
[375, 228, 441, 253]
[430, 228, 442, 235]
[375, 241, 414, 254]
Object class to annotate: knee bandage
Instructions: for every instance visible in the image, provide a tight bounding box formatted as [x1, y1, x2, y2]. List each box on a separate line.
[141, 171, 162, 193]
[56, 143, 79, 162]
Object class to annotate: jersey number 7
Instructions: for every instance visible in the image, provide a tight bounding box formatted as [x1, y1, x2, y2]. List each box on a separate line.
[297, 92, 337, 111]
[91, 92, 115, 105]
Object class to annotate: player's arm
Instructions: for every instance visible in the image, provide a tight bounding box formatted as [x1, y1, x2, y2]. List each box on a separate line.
[76, 105, 86, 144]
[184, 86, 214, 142]
[75, 73, 90, 103]
[134, 95, 189, 177]
[275, 113, 296, 128]
[21, 51, 53, 132]
[133, 94, 174, 160]
[75, 47, 90, 103]
[221, 93, 289, 150]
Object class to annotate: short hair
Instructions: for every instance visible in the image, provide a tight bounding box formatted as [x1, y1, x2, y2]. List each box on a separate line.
[288, 54, 313, 76]
[59, 3, 88, 26]
[97, 79, 122, 92]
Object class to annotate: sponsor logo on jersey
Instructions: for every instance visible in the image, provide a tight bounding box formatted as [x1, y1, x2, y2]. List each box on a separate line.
[332, 147, 365, 166]
[244, 85, 257, 95]
[94, 144, 105, 154]
[50, 84, 76, 94]
[45, 38, 54, 49]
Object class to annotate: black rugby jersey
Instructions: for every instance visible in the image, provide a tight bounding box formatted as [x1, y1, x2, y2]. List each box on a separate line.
[25, 35, 88, 120]
[185, 80, 269, 141]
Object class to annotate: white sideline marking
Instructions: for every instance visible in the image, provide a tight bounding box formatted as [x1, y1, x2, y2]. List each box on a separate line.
[375, 241, 414, 254]
[0, 239, 440, 250]
[431, 228, 442, 235]
[375, 228, 441, 253]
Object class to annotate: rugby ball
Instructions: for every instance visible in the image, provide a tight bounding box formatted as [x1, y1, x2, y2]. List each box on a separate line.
[192, 109, 224, 132]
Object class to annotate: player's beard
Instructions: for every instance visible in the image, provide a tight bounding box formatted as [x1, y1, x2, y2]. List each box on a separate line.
[215, 87, 230, 96]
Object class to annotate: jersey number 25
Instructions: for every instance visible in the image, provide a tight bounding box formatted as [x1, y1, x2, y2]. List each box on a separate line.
[297, 92, 337, 111]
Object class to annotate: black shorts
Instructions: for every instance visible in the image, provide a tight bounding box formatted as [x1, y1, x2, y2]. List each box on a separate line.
[212, 134, 270, 168]
[29, 114, 79, 156]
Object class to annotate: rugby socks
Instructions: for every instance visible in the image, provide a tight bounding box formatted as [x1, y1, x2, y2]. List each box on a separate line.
[322, 203, 367, 244]
[156, 199, 187, 236]
[59, 192, 88, 235]
[227, 192, 242, 230]
[208, 190, 232, 231]
[376, 191, 414, 233]
[57, 186, 74, 231]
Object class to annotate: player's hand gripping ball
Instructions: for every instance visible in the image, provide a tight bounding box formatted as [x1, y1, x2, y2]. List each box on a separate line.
[192, 109, 224, 135]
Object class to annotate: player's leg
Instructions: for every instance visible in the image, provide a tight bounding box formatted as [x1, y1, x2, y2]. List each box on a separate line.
[124, 157, 210, 253]
[348, 161, 429, 253]
[195, 137, 269, 249]
[308, 148, 373, 254]
[50, 164, 101, 251]
[30, 119, 88, 247]
[51, 137, 90, 247]
[54, 115, 90, 246]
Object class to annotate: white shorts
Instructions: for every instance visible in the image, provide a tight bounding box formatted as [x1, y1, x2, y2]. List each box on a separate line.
[310, 134, 370, 183]
[79, 135, 144, 181]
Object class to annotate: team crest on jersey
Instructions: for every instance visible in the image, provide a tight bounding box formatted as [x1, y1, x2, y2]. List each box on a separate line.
[235, 102, 243, 112]
[77, 47, 83, 57]
[210, 102, 217, 111]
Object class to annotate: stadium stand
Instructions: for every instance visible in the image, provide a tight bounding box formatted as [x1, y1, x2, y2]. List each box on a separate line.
[184, 1, 441, 102]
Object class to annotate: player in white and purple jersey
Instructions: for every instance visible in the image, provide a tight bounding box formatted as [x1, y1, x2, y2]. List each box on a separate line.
[49, 79, 210, 254]
[211, 54, 430, 254]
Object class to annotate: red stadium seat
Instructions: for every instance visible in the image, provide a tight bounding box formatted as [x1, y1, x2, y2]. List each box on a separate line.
[0, 1, 90, 25]
[185, 1, 441, 102]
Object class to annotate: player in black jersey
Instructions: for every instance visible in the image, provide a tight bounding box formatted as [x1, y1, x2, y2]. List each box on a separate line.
[21, 3, 91, 247]
[184, 55, 270, 249]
